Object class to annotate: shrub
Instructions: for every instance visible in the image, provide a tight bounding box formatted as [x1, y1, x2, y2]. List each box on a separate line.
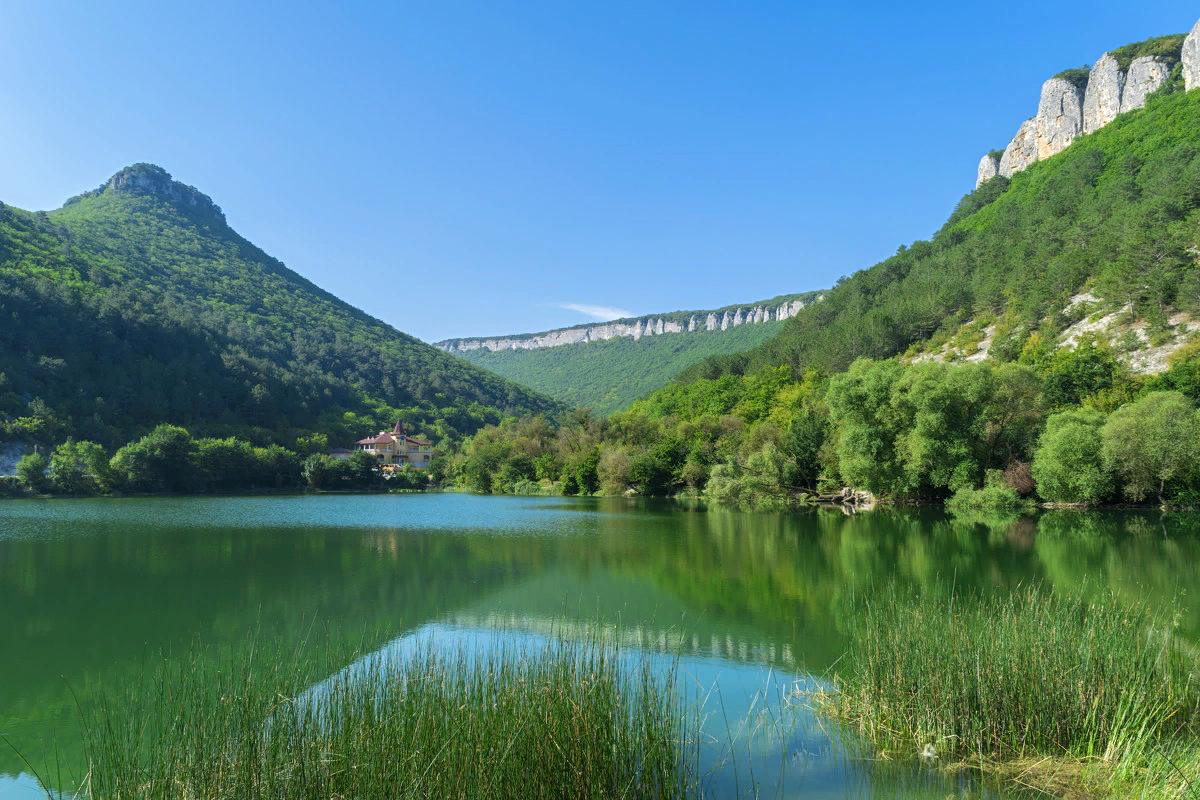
[1032, 409, 1112, 504]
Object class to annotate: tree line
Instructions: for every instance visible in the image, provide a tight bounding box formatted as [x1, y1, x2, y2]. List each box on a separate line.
[431, 335, 1200, 509]
[6, 424, 428, 497]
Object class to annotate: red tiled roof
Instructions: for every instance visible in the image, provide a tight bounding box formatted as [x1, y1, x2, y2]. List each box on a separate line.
[356, 432, 397, 445]
[405, 436, 432, 446]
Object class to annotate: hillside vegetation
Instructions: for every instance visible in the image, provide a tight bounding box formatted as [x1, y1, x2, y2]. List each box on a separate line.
[676, 74, 1200, 383]
[454, 318, 789, 415]
[438, 79, 1200, 509]
[0, 164, 564, 453]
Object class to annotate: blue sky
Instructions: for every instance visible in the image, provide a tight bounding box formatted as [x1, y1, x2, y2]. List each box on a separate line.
[2, 1, 1197, 343]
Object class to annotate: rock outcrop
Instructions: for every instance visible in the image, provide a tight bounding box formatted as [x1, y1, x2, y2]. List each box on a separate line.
[1034, 78, 1084, 160]
[69, 163, 226, 222]
[1184, 17, 1200, 90]
[1121, 56, 1171, 112]
[979, 17, 1200, 188]
[998, 118, 1037, 179]
[1082, 53, 1124, 134]
[976, 153, 1000, 187]
[435, 296, 821, 353]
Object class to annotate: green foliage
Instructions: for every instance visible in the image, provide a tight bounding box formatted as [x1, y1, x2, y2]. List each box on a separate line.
[1053, 65, 1091, 90]
[76, 633, 690, 800]
[452, 317, 797, 415]
[826, 360, 1041, 500]
[1101, 391, 1200, 503]
[832, 584, 1197, 762]
[0, 165, 565, 452]
[15, 451, 49, 492]
[1110, 33, 1186, 72]
[676, 89, 1200, 387]
[1040, 336, 1122, 409]
[1031, 409, 1112, 504]
[109, 424, 198, 493]
[946, 471, 1032, 510]
[49, 439, 111, 495]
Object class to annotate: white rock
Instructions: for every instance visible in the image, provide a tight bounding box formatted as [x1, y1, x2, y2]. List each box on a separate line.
[1083, 53, 1124, 134]
[1121, 56, 1171, 113]
[1035, 77, 1084, 160]
[999, 118, 1038, 178]
[976, 153, 1000, 188]
[1184, 17, 1200, 91]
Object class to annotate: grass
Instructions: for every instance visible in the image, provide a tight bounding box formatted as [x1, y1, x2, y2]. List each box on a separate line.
[817, 583, 1200, 797]
[67, 631, 694, 799]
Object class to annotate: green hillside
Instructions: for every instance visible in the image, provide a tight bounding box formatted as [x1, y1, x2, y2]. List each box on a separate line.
[454, 317, 790, 415]
[0, 164, 564, 451]
[437, 72, 1200, 509]
[679, 72, 1200, 384]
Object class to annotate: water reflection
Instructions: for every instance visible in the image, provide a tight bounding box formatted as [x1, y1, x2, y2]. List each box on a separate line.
[1, 495, 1196, 797]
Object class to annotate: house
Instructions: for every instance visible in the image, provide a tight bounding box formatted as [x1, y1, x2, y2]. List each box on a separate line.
[328, 448, 353, 461]
[355, 420, 435, 468]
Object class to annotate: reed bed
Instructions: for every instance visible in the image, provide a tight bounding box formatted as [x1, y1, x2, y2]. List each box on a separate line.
[73, 633, 693, 799]
[820, 583, 1200, 797]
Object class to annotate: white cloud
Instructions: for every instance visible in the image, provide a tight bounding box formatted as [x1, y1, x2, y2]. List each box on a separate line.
[559, 303, 634, 321]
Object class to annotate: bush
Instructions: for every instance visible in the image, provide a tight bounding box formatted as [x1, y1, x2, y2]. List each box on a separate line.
[15, 451, 50, 493]
[1032, 409, 1112, 504]
[1101, 391, 1200, 503]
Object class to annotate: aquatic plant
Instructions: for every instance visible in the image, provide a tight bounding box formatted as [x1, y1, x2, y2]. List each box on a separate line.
[71, 633, 692, 799]
[820, 583, 1200, 796]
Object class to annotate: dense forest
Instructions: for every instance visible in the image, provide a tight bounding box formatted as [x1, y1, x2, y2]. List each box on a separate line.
[675, 68, 1200, 383]
[0, 164, 565, 454]
[453, 318, 790, 415]
[9, 56, 1200, 508]
[432, 75, 1200, 508]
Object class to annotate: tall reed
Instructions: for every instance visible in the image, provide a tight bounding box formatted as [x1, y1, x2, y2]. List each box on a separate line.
[74, 631, 692, 799]
[827, 583, 1199, 768]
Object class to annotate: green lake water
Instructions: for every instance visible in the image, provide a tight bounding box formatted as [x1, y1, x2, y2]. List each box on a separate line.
[1, 494, 1198, 798]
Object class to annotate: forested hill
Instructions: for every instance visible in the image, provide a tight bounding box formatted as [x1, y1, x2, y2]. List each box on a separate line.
[454, 318, 795, 416]
[0, 164, 564, 450]
[677, 73, 1200, 385]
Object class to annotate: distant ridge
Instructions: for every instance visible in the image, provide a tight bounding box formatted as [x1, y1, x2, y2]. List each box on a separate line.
[435, 291, 823, 354]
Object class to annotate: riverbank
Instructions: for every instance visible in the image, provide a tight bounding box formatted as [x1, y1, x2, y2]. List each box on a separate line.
[814, 584, 1200, 798]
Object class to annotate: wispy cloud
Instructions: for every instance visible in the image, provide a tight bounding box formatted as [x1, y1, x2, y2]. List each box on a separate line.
[560, 303, 634, 321]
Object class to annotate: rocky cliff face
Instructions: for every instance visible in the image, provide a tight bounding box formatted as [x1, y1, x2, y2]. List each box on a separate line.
[981, 19, 1198, 188]
[1034, 78, 1084, 160]
[1083, 53, 1124, 133]
[1185, 18, 1200, 90]
[68, 163, 226, 222]
[435, 296, 821, 354]
[998, 118, 1037, 178]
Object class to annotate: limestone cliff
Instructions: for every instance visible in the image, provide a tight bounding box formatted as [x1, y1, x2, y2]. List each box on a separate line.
[1083, 53, 1124, 134]
[979, 20, 1195, 189]
[1185, 18, 1200, 90]
[434, 293, 823, 354]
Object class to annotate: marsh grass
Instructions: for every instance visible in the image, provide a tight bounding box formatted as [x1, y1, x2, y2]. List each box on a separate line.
[73, 631, 692, 799]
[818, 583, 1200, 797]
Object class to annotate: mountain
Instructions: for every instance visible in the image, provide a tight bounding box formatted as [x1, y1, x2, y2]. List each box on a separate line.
[0, 164, 565, 450]
[676, 26, 1200, 387]
[434, 293, 821, 354]
[976, 25, 1199, 186]
[436, 292, 823, 414]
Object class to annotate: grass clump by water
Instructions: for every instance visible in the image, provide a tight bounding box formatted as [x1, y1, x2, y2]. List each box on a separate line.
[73, 633, 692, 799]
[818, 584, 1200, 797]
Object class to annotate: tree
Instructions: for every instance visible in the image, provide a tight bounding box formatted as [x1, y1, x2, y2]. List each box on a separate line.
[1101, 391, 1200, 503]
[1031, 409, 1111, 504]
[16, 452, 49, 493]
[108, 424, 197, 492]
[49, 440, 110, 495]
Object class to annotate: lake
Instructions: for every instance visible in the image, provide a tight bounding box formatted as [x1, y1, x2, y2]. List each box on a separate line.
[2, 494, 1197, 798]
